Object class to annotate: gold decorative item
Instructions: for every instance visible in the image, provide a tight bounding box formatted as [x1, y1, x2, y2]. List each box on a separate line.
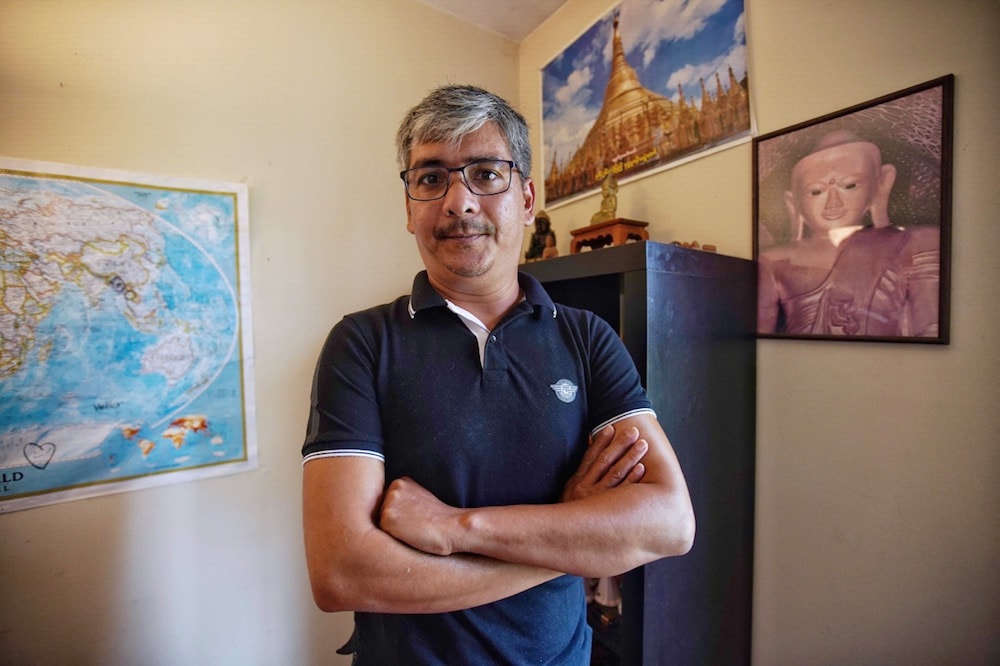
[570, 173, 649, 254]
[589, 174, 619, 225]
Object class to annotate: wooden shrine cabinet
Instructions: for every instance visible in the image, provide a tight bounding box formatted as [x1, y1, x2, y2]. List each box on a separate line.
[522, 241, 756, 665]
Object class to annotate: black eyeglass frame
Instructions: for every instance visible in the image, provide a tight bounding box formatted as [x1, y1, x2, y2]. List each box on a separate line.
[399, 159, 520, 201]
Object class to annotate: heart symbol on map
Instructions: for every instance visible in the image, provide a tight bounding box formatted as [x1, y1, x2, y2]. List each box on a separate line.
[24, 442, 56, 469]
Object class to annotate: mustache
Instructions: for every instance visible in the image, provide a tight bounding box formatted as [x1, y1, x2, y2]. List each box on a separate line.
[434, 219, 496, 238]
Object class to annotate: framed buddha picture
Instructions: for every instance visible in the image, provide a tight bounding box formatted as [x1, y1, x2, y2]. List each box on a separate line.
[753, 75, 954, 343]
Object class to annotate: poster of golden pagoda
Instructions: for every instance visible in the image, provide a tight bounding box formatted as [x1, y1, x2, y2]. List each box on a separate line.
[542, 0, 751, 206]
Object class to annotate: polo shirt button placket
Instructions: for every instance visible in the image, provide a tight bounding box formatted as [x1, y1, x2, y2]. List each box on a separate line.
[485, 335, 498, 368]
[483, 333, 506, 382]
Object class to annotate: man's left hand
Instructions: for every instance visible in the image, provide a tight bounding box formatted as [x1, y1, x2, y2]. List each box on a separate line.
[380, 476, 461, 556]
[562, 424, 648, 502]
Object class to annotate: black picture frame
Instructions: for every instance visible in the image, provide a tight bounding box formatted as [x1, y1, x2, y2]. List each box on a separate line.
[753, 75, 953, 343]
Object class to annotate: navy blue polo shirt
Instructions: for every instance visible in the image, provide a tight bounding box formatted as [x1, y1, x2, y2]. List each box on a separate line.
[303, 270, 653, 664]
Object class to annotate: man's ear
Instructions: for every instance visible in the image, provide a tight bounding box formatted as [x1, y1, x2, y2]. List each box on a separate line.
[404, 193, 416, 234]
[522, 178, 536, 227]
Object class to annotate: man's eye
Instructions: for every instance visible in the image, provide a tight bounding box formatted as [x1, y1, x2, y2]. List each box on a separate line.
[470, 167, 500, 182]
[417, 171, 444, 186]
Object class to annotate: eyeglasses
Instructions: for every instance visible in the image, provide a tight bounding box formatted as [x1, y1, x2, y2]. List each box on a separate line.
[400, 159, 519, 201]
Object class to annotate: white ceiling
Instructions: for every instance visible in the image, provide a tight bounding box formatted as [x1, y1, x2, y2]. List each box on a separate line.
[415, 0, 569, 42]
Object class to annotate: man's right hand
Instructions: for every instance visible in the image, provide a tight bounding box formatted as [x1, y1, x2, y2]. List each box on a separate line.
[562, 425, 648, 502]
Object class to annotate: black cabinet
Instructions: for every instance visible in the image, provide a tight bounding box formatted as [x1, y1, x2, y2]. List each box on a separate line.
[522, 241, 756, 665]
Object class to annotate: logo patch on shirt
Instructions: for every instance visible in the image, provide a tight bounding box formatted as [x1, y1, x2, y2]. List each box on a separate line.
[549, 379, 579, 404]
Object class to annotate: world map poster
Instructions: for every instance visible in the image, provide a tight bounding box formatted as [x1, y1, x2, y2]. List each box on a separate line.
[0, 157, 257, 512]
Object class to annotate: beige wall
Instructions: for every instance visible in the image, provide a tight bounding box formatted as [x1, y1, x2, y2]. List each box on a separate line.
[522, 0, 1000, 663]
[1, 0, 997, 664]
[0, 1, 517, 663]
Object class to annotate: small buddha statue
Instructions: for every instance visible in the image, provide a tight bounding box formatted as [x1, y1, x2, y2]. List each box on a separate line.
[589, 174, 619, 225]
[525, 210, 556, 262]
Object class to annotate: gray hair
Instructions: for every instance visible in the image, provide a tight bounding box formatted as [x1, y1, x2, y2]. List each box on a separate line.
[396, 84, 532, 179]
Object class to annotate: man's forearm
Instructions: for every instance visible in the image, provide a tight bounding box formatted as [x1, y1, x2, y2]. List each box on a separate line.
[309, 526, 560, 614]
[453, 481, 692, 577]
[380, 414, 695, 578]
[303, 457, 560, 615]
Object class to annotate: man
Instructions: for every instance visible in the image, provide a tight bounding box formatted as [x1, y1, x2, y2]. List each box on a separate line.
[302, 85, 695, 664]
[758, 129, 940, 337]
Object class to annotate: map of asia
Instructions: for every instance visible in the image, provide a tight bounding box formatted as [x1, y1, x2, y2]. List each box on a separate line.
[0, 158, 256, 512]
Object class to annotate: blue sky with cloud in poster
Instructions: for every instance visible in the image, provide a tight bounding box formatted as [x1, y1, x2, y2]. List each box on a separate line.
[542, 0, 747, 180]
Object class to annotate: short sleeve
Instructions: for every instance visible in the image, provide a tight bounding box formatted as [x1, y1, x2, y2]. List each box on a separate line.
[302, 314, 386, 464]
[580, 310, 654, 434]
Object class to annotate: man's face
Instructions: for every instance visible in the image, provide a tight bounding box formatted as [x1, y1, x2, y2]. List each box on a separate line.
[405, 122, 534, 283]
[789, 142, 881, 234]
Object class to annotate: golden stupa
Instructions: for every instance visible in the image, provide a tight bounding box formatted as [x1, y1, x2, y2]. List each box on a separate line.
[545, 14, 749, 202]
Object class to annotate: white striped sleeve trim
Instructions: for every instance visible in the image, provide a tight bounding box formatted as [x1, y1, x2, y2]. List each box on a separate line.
[590, 408, 657, 437]
[302, 449, 385, 466]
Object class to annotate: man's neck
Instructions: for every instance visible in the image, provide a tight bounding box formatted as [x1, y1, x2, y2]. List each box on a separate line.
[428, 272, 523, 331]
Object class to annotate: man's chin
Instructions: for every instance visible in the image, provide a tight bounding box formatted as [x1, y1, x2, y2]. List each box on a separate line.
[438, 245, 495, 278]
[446, 262, 492, 278]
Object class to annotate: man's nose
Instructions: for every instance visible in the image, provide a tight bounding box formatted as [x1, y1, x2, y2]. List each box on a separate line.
[443, 171, 480, 215]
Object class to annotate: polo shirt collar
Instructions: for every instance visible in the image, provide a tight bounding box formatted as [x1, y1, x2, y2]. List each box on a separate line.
[408, 271, 447, 316]
[407, 270, 557, 319]
[518, 271, 557, 318]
